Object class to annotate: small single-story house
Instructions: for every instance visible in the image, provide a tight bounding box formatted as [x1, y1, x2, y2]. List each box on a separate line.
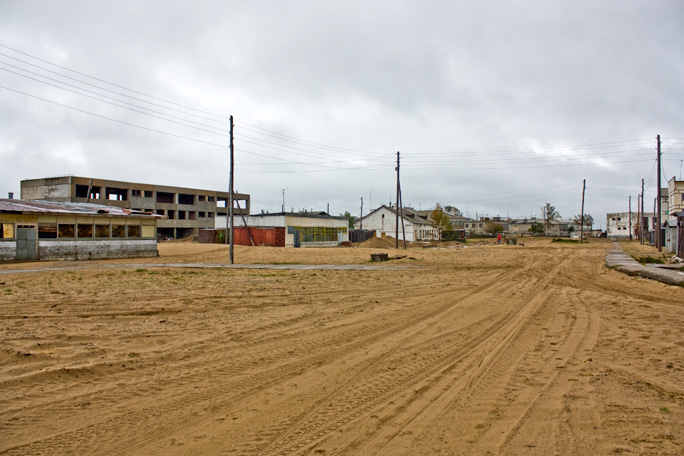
[216, 211, 348, 247]
[0, 199, 160, 261]
[354, 205, 437, 242]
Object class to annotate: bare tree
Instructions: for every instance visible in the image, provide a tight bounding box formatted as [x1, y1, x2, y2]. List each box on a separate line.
[543, 203, 560, 235]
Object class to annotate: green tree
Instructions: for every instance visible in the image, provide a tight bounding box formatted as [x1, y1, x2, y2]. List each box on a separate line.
[342, 211, 356, 229]
[429, 204, 453, 240]
[484, 221, 504, 234]
[528, 223, 545, 236]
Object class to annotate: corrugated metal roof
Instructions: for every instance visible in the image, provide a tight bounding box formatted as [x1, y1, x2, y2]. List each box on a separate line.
[0, 199, 160, 218]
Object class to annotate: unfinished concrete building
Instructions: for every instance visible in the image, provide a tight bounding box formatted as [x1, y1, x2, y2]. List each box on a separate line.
[21, 176, 250, 239]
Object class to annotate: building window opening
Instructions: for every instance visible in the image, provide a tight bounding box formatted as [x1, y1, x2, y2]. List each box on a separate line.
[76, 184, 100, 199]
[112, 225, 126, 238]
[106, 187, 128, 201]
[78, 224, 93, 238]
[127, 225, 141, 237]
[0, 223, 15, 239]
[167, 210, 175, 220]
[144, 190, 153, 198]
[178, 211, 186, 220]
[95, 224, 110, 238]
[156, 209, 165, 216]
[189, 212, 196, 220]
[75, 184, 89, 198]
[178, 193, 195, 205]
[216, 198, 227, 208]
[156, 192, 174, 204]
[199, 212, 206, 218]
[198, 195, 206, 202]
[208, 196, 216, 202]
[58, 224, 75, 238]
[38, 223, 58, 239]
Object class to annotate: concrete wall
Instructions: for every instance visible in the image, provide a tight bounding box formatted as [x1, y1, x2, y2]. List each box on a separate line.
[0, 242, 15, 261]
[37, 239, 158, 260]
[21, 177, 71, 200]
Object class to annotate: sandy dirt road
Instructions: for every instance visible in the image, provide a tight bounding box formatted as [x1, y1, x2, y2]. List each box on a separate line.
[0, 239, 682, 455]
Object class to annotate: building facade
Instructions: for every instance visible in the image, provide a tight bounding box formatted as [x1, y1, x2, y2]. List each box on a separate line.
[216, 211, 349, 247]
[0, 199, 159, 261]
[355, 206, 437, 242]
[21, 176, 249, 239]
[667, 177, 684, 217]
[606, 212, 655, 239]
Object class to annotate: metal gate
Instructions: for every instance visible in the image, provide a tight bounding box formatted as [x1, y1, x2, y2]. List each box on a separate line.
[16, 226, 37, 261]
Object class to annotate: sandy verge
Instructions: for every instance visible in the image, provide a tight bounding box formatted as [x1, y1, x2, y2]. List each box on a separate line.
[1, 238, 682, 455]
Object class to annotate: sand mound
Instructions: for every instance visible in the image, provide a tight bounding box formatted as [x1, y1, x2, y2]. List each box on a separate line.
[358, 235, 404, 249]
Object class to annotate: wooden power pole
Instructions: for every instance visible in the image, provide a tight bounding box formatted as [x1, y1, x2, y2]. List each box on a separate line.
[629, 196, 632, 241]
[641, 178, 645, 244]
[656, 134, 662, 252]
[360, 197, 363, 230]
[229, 115, 235, 264]
[395, 151, 400, 248]
[580, 179, 586, 243]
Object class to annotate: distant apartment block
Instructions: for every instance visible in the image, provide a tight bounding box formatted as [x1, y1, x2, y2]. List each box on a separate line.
[21, 176, 249, 239]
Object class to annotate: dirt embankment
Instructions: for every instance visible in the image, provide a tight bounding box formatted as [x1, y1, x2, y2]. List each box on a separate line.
[1, 238, 682, 455]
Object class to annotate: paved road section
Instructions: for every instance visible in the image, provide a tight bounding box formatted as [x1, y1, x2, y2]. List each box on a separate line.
[605, 242, 684, 286]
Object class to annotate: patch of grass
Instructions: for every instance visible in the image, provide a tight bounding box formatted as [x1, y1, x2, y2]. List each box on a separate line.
[632, 255, 665, 265]
[135, 268, 147, 273]
[551, 238, 579, 243]
[659, 406, 670, 412]
[268, 262, 301, 265]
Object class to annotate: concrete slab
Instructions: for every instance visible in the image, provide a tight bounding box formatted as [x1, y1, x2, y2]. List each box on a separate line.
[606, 242, 684, 286]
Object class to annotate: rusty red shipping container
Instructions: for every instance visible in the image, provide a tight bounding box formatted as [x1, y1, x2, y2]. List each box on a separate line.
[233, 227, 285, 247]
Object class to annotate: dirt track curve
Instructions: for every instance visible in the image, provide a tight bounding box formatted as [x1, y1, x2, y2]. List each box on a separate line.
[1, 239, 682, 455]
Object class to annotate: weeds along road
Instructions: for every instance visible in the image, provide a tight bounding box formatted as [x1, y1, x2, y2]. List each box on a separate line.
[0, 239, 682, 455]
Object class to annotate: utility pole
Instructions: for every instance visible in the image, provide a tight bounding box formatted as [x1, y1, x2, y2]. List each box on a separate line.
[656, 134, 662, 252]
[580, 179, 586, 243]
[629, 196, 632, 241]
[360, 197, 363, 230]
[282, 189, 285, 213]
[637, 194, 641, 243]
[641, 178, 645, 244]
[395, 151, 400, 248]
[229, 115, 235, 264]
[653, 197, 656, 237]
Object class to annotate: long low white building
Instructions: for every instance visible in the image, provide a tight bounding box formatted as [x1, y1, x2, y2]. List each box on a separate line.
[216, 211, 348, 247]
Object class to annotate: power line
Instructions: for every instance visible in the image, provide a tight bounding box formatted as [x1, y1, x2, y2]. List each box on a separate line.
[0, 65, 231, 136]
[0, 42, 229, 120]
[0, 51, 229, 124]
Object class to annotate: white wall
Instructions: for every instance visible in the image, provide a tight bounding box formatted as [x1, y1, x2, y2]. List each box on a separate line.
[356, 207, 417, 242]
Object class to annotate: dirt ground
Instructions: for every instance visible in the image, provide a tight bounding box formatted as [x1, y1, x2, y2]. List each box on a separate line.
[1, 238, 682, 455]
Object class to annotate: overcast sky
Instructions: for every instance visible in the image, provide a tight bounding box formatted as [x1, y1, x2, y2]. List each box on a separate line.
[1, 0, 683, 226]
